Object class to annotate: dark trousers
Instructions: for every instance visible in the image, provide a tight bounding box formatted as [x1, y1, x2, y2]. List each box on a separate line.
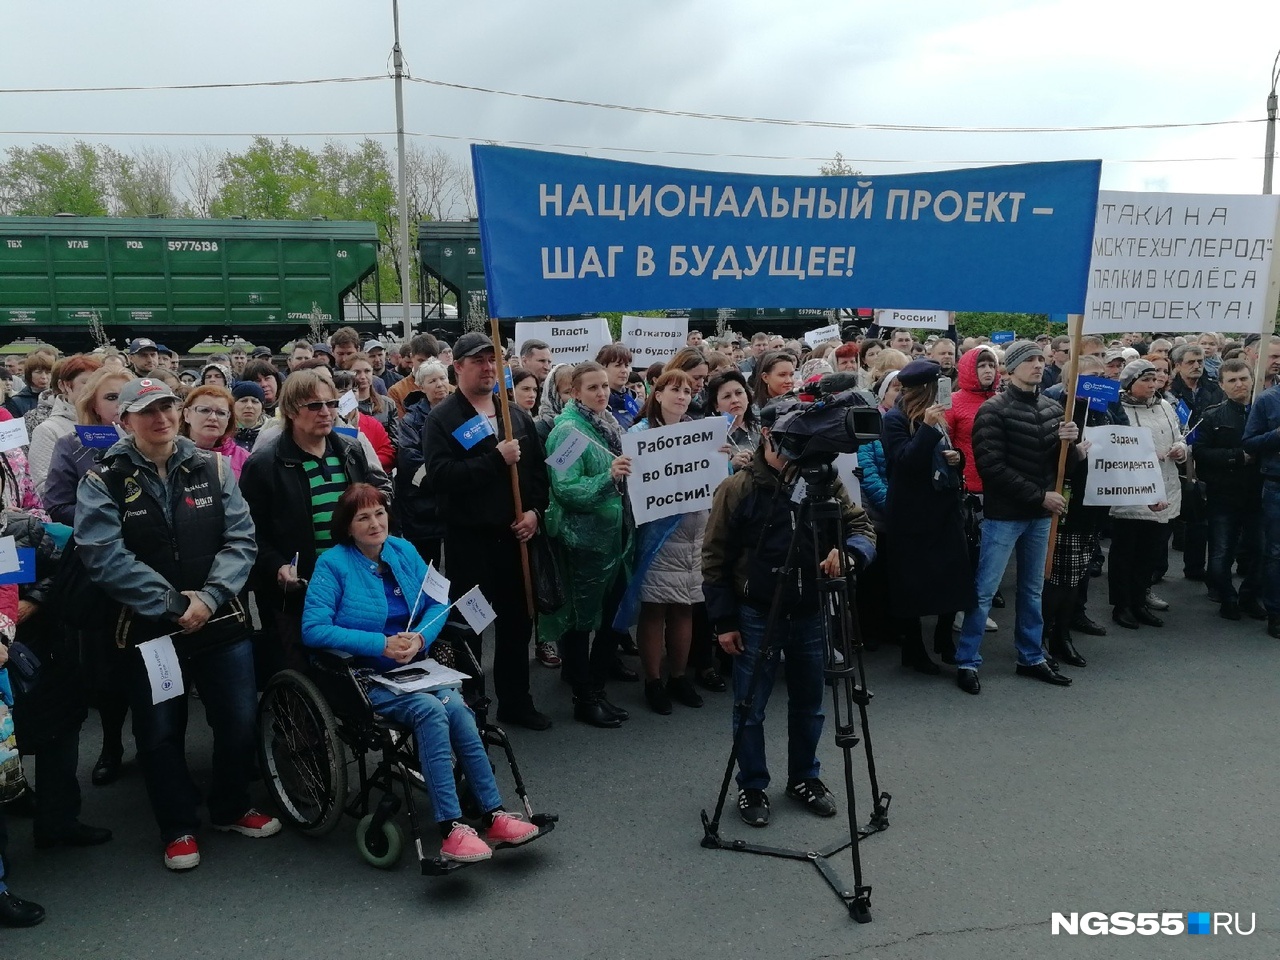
[560, 569, 625, 697]
[1207, 499, 1263, 604]
[446, 527, 534, 713]
[127, 638, 258, 843]
[1107, 519, 1167, 611]
[1180, 480, 1207, 577]
[33, 728, 82, 840]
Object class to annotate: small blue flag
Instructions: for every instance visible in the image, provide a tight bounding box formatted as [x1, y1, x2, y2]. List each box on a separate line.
[0, 548, 37, 585]
[75, 424, 120, 448]
[452, 413, 495, 450]
[1175, 399, 1191, 426]
[492, 367, 514, 395]
[332, 425, 359, 439]
[1076, 375, 1120, 405]
[990, 330, 1016, 345]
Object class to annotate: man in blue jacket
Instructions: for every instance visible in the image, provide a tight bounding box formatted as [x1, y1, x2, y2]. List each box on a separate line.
[1241, 372, 1280, 638]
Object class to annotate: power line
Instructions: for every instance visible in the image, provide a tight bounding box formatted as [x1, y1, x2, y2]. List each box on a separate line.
[0, 130, 1264, 166]
[0, 76, 385, 95]
[406, 76, 1264, 135]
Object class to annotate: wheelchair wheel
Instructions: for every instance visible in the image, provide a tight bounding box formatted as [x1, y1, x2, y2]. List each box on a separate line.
[355, 814, 404, 869]
[258, 669, 348, 836]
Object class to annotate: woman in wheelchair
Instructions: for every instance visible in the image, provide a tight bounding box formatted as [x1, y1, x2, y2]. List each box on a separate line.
[301, 483, 539, 863]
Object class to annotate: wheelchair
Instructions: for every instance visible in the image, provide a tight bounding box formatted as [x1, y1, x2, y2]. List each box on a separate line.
[255, 618, 556, 874]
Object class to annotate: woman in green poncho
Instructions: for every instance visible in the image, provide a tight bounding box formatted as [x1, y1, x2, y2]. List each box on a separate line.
[543, 362, 634, 730]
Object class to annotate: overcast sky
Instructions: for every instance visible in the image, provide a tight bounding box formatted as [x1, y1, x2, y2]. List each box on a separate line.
[3, 0, 1279, 195]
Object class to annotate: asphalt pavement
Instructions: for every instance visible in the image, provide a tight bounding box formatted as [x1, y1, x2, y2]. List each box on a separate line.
[5, 565, 1279, 960]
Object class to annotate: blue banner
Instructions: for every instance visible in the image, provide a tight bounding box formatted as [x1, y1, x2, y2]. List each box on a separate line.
[471, 146, 1101, 318]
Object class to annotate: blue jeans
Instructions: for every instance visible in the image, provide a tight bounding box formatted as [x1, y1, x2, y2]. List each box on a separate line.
[366, 684, 501, 823]
[1206, 499, 1262, 604]
[956, 517, 1051, 671]
[127, 638, 259, 843]
[731, 606, 825, 791]
[1261, 480, 1280, 615]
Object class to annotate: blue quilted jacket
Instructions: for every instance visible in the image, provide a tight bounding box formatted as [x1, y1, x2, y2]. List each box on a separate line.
[302, 536, 448, 672]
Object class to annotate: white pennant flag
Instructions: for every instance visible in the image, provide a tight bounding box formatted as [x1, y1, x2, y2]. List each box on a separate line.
[546, 427, 591, 474]
[423, 563, 451, 606]
[457, 585, 497, 634]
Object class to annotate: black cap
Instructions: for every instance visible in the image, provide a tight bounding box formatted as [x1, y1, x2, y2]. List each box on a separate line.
[453, 332, 495, 360]
[251, 346, 273, 359]
[897, 359, 943, 387]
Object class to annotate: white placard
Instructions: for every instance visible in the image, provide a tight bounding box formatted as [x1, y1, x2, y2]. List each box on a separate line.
[0, 536, 17, 575]
[622, 419, 727, 524]
[621, 315, 687, 367]
[1081, 425, 1165, 506]
[457, 585, 497, 634]
[804, 323, 841, 347]
[514, 317, 612, 365]
[874, 308, 952, 330]
[422, 563, 451, 606]
[1083, 190, 1280, 334]
[546, 427, 591, 474]
[337, 390, 359, 416]
[833, 453, 863, 507]
[137, 636, 184, 704]
[0, 419, 30, 453]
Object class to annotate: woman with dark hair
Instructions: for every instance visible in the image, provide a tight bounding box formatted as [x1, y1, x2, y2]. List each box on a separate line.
[857, 340, 884, 390]
[344, 352, 399, 451]
[751, 351, 796, 410]
[663, 347, 710, 418]
[617, 370, 706, 714]
[302, 483, 538, 863]
[29, 354, 102, 494]
[708, 370, 758, 472]
[509, 367, 539, 413]
[543, 362, 634, 727]
[181, 384, 249, 479]
[240, 359, 282, 416]
[4, 352, 53, 419]
[595, 343, 640, 429]
[879, 360, 974, 672]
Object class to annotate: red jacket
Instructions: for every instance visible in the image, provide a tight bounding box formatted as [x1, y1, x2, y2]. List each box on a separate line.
[945, 346, 1000, 494]
[357, 413, 395, 473]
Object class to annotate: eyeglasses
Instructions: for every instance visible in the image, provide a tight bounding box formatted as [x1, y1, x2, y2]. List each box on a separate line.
[191, 405, 230, 420]
[301, 399, 341, 412]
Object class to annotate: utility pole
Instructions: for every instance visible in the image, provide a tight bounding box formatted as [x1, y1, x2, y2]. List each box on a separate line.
[1265, 48, 1279, 195]
[392, 0, 414, 342]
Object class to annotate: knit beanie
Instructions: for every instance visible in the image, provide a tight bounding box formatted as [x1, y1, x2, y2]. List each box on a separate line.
[1002, 340, 1044, 377]
[231, 380, 265, 404]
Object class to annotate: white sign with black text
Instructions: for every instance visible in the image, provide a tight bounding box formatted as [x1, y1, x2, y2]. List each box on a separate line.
[514, 317, 612, 365]
[873, 308, 952, 330]
[621, 315, 687, 367]
[1081, 425, 1164, 506]
[622, 419, 727, 524]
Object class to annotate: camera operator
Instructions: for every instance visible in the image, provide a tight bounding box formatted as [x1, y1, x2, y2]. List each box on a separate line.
[702, 399, 876, 829]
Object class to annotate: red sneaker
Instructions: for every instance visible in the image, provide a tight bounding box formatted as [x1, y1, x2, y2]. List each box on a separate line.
[213, 808, 282, 838]
[164, 835, 201, 871]
[441, 822, 492, 863]
[535, 642, 562, 668]
[484, 812, 538, 846]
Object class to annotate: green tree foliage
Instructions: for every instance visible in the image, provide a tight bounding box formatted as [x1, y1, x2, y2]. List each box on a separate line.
[0, 142, 108, 216]
[819, 152, 860, 177]
[953, 312, 1065, 340]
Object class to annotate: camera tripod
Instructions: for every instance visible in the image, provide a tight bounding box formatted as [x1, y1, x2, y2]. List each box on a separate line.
[700, 459, 891, 923]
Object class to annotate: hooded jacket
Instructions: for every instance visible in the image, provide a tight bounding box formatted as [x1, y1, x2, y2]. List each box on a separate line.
[945, 346, 1000, 493]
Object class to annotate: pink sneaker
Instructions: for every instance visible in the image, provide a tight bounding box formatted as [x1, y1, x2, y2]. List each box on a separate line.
[441, 822, 492, 862]
[485, 811, 539, 846]
[213, 809, 282, 838]
[164, 835, 201, 871]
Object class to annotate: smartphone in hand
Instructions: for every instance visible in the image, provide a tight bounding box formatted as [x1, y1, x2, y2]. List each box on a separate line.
[936, 377, 953, 409]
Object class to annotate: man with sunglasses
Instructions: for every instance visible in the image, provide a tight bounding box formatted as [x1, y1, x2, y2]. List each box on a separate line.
[240, 370, 390, 679]
[75, 378, 267, 871]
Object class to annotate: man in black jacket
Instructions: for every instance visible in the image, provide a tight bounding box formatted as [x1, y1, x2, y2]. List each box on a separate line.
[1194, 359, 1265, 621]
[422, 333, 551, 730]
[1168, 343, 1222, 582]
[953, 341, 1080, 695]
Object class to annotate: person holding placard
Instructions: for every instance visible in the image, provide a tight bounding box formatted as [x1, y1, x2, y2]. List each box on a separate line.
[543, 362, 634, 728]
[663, 347, 711, 419]
[615, 371, 708, 715]
[1109, 360, 1186, 630]
[74, 377, 270, 871]
[302, 483, 537, 862]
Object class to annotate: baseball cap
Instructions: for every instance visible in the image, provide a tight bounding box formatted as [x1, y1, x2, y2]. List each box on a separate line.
[453, 332, 495, 360]
[362, 339, 385, 353]
[128, 337, 158, 355]
[156, 343, 174, 356]
[251, 346, 273, 359]
[118, 377, 177, 413]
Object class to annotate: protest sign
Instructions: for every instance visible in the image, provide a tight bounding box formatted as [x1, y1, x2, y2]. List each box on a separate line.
[0, 419, 28, 453]
[622, 419, 727, 524]
[514, 317, 611, 365]
[804, 323, 841, 347]
[873, 308, 951, 330]
[472, 146, 1101, 317]
[1081, 425, 1164, 506]
[621, 315, 687, 367]
[1083, 190, 1280, 333]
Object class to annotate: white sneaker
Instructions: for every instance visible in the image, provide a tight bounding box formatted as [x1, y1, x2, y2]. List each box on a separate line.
[985, 618, 998, 632]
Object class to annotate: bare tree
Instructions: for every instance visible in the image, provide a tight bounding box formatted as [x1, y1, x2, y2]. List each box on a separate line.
[177, 142, 225, 218]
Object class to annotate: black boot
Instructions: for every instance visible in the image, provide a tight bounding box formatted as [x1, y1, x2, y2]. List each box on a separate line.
[573, 695, 622, 728]
[898, 618, 940, 675]
[932, 614, 958, 664]
[1047, 582, 1087, 667]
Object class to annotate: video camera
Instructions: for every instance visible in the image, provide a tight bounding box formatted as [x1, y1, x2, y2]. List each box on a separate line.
[766, 377, 882, 466]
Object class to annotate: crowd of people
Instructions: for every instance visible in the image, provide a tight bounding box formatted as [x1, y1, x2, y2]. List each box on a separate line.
[0, 319, 1277, 927]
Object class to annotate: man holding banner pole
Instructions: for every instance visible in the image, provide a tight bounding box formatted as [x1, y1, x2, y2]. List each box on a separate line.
[422, 332, 552, 730]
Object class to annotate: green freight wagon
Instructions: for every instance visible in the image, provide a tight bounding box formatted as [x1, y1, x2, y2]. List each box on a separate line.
[417, 220, 486, 332]
[0, 216, 380, 352]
